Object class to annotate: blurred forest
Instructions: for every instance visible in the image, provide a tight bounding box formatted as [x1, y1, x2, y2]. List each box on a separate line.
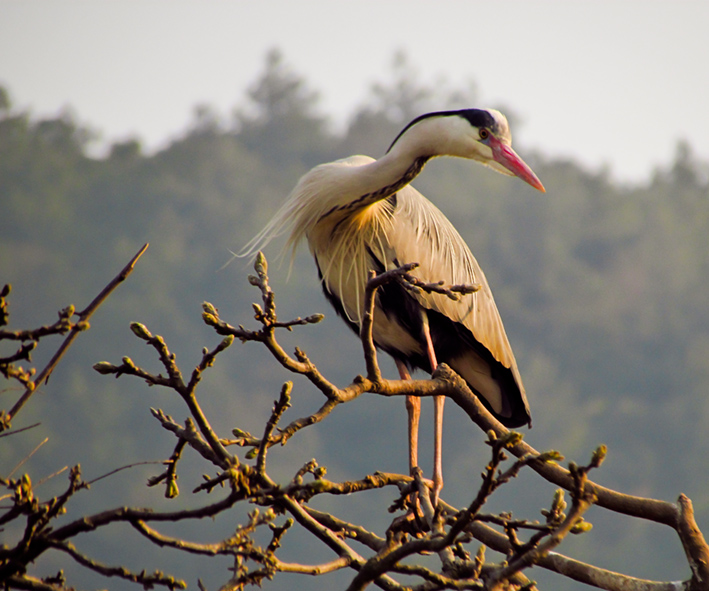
[2, 50, 709, 590]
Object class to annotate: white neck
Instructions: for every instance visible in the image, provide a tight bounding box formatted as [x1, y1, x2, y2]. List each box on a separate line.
[343, 117, 459, 201]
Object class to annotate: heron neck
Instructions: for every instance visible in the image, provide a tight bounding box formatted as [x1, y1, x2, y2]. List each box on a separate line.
[317, 126, 437, 223]
[359, 117, 449, 199]
[362, 153, 430, 202]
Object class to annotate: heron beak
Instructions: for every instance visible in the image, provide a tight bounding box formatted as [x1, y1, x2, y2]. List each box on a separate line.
[488, 136, 546, 193]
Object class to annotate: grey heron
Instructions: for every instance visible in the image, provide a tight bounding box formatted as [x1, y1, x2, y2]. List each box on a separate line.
[241, 108, 545, 503]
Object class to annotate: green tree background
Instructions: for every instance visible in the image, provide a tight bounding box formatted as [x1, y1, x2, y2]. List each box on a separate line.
[2, 50, 708, 589]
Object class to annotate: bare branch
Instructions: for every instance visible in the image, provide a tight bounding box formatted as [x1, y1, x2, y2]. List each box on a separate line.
[1, 243, 149, 431]
[304, 507, 387, 552]
[0, 422, 41, 440]
[7, 437, 48, 479]
[256, 382, 292, 474]
[88, 460, 168, 487]
[48, 538, 186, 590]
[463, 520, 684, 591]
[4, 574, 66, 591]
[100, 325, 235, 469]
[7, 253, 705, 591]
[272, 555, 351, 576]
[399, 269, 481, 301]
[421, 363, 682, 528]
[677, 494, 709, 591]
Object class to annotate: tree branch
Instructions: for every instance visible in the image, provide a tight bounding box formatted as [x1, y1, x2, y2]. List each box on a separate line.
[1, 243, 149, 431]
[48, 538, 186, 590]
[7, 254, 700, 591]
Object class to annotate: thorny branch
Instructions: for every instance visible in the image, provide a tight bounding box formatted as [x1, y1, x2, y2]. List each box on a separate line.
[2, 253, 708, 591]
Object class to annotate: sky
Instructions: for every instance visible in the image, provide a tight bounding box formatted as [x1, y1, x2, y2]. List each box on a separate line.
[0, 1, 707, 183]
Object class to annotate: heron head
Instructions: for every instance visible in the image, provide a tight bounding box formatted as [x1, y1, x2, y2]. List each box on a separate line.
[390, 109, 545, 193]
[456, 109, 546, 192]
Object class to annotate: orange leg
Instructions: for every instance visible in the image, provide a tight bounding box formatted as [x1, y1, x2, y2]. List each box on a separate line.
[396, 360, 420, 476]
[420, 314, 443, 506]
[397, 312, 444, 508]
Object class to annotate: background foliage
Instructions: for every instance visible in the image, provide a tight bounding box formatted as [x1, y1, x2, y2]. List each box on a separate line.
[1, 50, 708, 589]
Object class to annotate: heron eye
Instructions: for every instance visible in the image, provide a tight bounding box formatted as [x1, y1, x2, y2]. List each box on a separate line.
[479, 129, 490, 141]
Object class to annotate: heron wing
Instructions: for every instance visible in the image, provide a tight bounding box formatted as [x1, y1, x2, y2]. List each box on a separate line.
[305, 174, 528, 424]
[385, 185, 518, 371]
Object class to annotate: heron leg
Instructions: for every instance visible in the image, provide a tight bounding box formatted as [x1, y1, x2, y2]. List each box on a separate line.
[421, 314, 443, 507]
[397, 359, 426, 522]
[396, 360, 419, 474]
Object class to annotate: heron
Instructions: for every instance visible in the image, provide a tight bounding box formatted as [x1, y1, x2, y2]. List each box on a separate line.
[241, 108, 545, 504]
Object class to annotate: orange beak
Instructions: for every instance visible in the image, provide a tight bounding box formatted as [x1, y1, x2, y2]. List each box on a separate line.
[488, 135, 546, 193]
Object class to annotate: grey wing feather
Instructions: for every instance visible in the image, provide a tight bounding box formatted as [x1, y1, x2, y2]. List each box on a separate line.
[386, 185, 518, 372]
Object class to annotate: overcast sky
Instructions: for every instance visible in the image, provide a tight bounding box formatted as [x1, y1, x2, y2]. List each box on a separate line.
[1, 1, 707, 183]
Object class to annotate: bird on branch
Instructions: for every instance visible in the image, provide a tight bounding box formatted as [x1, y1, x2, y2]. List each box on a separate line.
[241, 108, 545, 504]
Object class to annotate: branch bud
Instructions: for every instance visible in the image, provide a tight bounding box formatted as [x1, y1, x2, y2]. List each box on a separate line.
[202, 301, 218, 316]
[60, 304, 75, 318]
[537, 450, 564, 463]
[499, 431, 523, 448]
[202, 312, 218, 326]
[591, 444, 607, 468]
[551, 488, 567, 513]
[130, 322, 153, 340]
[255, 251, 267, 275]
[473, 544, 486, 578]
[165, 480, 179, 499]
[570, 519, 593, 534]
[93, 362, 117, 375]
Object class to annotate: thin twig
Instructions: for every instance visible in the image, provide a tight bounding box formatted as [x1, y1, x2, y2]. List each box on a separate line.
[256, 382, 292, 474]
[7, 437, 48, 479]
[48, 538, 186, 589]
[87, 460, 168, 486]
[0, 422, 41, 439]
[1, 243, 149, 431]
[400, 269, 480, 301]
